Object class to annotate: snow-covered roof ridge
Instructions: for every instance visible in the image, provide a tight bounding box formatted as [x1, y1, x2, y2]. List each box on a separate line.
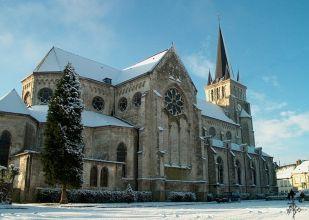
[197, 99, 238, 125]
[120, 48, 169, 83]
[292, 160, 309, 174]
[123, 49, 168, 70]
[0, 89, 29, 115]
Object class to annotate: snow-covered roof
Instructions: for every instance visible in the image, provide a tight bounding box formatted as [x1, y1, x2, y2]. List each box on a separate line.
[29, 105, 133, 128]
[122, 49, 168, 83]
[231, 143, 242, 151]
[0, 90, 133, 128]
[34, 47, 168, 85]
[262, 151, 272, 158]
[197, 99, 237, 125]
[292, 161, 309, 174]
[277, 165, 296, 179]
[0, 89, 29, 115]
[212, 139, 224, 148]
[240, 109, 251, 118]
[247, 145, 256, 154]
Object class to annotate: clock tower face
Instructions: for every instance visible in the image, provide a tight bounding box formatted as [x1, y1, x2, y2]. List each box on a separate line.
[164, 88, 184, 116]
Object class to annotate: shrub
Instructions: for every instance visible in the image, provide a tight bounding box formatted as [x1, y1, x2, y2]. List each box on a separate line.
[240, 193, 250, 200]
[36, 188, 153, 203]
[0, 164, 19, 204]
[167, 191, 196, 202]
[206, 193, 214, 202]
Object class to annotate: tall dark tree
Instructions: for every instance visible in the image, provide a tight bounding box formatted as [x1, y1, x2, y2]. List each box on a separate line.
[42, 63, 84, 204]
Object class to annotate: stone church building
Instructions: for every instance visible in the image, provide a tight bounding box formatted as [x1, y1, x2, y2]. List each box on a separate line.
[0, 27, 277, 202]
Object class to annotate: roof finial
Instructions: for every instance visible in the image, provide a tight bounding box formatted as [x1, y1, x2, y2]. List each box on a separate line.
[237, 69, 240, 81]
[217, 14, 221, 27]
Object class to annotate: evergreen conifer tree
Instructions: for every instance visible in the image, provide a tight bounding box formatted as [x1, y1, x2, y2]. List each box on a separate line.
[42, 63, 84, 204]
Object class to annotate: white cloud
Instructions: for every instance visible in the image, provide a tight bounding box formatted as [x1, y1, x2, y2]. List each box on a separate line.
[255, 112, 309, 148]
[248, 90, 287, 116]
[248, 89, 309, 163]
[184, 53, 214, 79]
[262, 75, 280, 87]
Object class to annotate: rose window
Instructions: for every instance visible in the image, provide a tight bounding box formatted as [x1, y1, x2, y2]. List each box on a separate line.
[164, 88, 184, 116]
[92, 96, 105, 111]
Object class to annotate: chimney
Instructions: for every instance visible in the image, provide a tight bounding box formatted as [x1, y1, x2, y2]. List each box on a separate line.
[103, 78, 112, 84]
[296, 159, 302, 166]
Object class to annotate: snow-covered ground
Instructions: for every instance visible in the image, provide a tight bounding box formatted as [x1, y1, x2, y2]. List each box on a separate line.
[1, 200, 308, 219]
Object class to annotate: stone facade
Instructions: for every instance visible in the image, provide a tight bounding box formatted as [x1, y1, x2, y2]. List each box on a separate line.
[0, 28, 277, 202]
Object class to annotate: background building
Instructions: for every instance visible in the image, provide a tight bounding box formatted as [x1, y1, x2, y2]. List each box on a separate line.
[276, 160, 309, 193]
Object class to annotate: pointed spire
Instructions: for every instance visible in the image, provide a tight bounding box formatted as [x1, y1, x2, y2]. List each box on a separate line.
[215, 26, 231, 81]
[237, 70, 240, 81]
[207, 70, 213, 85]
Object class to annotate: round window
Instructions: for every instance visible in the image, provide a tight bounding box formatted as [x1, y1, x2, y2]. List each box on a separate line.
[38, 88, 53, 104]
[92, 96, 105, 111]
[164, 88, 184, 116]
[118, 97, 127, 112]
[132, 92, 142, 107]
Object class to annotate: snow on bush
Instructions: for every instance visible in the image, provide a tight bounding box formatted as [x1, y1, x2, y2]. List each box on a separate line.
[167, 191, 196, 202]
[36, 187, 153, 203]
[0, 164, 19, 204]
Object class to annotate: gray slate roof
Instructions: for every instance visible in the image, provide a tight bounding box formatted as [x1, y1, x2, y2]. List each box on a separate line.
[0, 90, 133, 128]
[34, 47, 168, 85]
[197, 99, 237, 125]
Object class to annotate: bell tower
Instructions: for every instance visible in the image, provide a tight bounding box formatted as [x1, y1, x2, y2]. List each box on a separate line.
[205, 26, 255, 146]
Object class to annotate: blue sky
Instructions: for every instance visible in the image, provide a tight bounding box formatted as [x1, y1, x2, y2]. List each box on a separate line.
[0, 0, 308, 165]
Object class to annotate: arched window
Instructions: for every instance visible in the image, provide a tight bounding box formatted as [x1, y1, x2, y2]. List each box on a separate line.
[90, 166, 98, 187]
[117, 143, 127, 177]
[226, 131, 232, 140]
[209, 127, 216, 137]
[100, 167, 108, 187]
[92, 96, 105, 111]
[236, 160, 242, 185]
[24, 92, 31, 106]
[211, 90, 214, 101]
[118, 97, 128, 112]
[202, 127, 206, 137]
[132, 92, 142, 107]
[38, 88, 53, 104]
[265, 164, 270, 185]
[222, 86, 225, 98]
[117, 143, 127, 162]
[251, 164, 257, 185]
[216, 88, 219, 99]
[0, 131, 11, 167]
[217, 157, 224, 184]
[242, 123, 250, 145]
